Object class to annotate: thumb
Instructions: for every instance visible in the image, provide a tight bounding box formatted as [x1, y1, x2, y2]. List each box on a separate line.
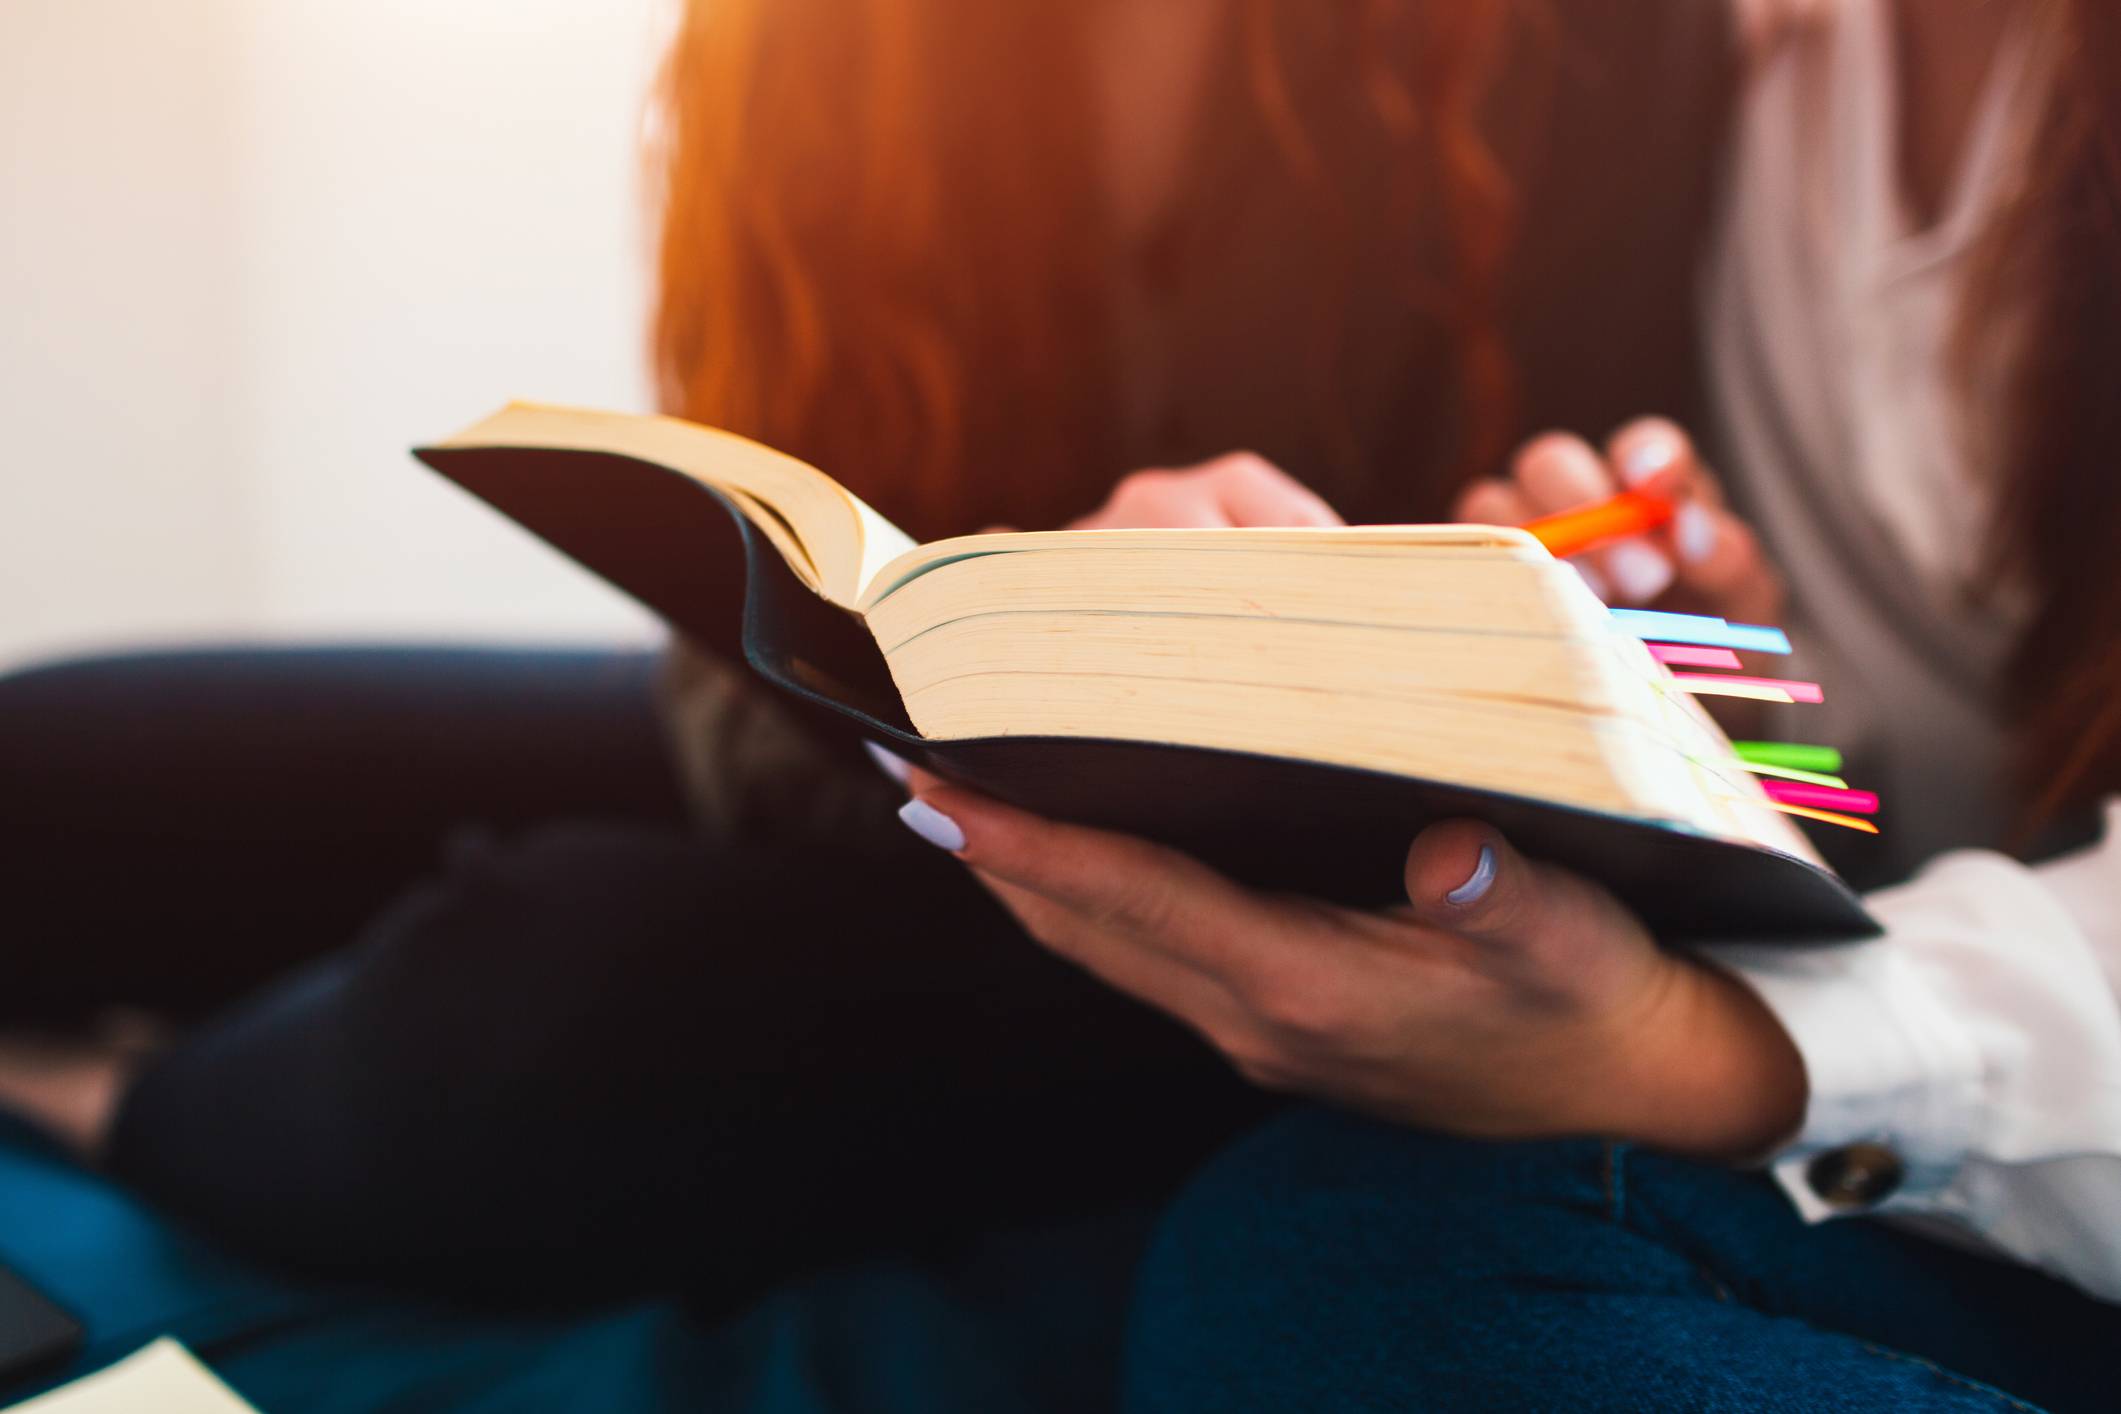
[1401, 820, 1534, 940]
[1400, 820, 1628, 961]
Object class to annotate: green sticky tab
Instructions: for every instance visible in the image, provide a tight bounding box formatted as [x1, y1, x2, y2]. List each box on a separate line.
[1732, 741, 1844, 773]
[1735, 762, 1849, 789]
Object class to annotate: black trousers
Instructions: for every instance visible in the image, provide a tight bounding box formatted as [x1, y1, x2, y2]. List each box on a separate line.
[1, 647, 1263, 1308]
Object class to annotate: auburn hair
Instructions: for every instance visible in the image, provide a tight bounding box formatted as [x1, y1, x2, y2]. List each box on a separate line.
[1961, 1, 2121, 826]
[648, 0, 1521, 541]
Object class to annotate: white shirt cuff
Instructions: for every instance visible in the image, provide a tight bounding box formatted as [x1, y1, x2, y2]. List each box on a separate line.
[1713, 942, 1981, 1218]
[1701, 851, 2076, 1221]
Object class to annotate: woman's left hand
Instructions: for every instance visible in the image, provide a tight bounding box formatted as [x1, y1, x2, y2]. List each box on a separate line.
[897, 782, 1806, 1160]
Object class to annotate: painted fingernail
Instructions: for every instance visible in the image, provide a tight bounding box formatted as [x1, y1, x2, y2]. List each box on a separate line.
[864, 740, 913, 786]
[1620, 433, 1678, 487]
[1606, 540, 1674, 603]
[898, 798, 965, 851]
[1570, 559, 1611, 602]
[1446, 845, 1497, 906]
[1675, 503, 1717, 564]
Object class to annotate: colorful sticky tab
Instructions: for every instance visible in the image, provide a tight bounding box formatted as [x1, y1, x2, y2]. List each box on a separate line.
[1648, 644, 1744, 670]
[1524, 490, 1675, 559]
[1732, 741, 1845, 773]
[1761, 780, 1878, 814]
[1670, 673, 1824, 704]
[1609, 609, 1792, 655]
[1672, 679, 1794, 703]
[1768, 803, 1882, 834]
[1735, 762, 1850, 789]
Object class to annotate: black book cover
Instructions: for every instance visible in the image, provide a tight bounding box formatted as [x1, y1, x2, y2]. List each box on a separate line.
[418, 443, 1877, 942]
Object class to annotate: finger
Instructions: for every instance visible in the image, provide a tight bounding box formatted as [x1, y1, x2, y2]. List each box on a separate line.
[1604, 417, 1712, 598]
[1077, 475, 1233, 531]
[1603, 420, 1776, 615]
[1452, 477, 1533, 526]
[1604, 417, 1714, 504]
[1667, 510, 1782, 625]
[865, 741, 916, 790]
[1400, 819, 1517, 936]
[899, 784, 1296, 986]
[1399, 819, 1640, 970]
[1595, 533, 1674, 606]
[1204, 453, 1344, 528]
[972, 870, 1241, 1038]
[1514, 431, 1680, 606]
[1603, 419, 1688, 502]
[1081, 502, 1235, 530]
[1510, 433, 1615, 515]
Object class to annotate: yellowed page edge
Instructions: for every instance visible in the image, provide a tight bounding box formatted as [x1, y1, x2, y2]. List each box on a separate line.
[857, 523, 1550, 612]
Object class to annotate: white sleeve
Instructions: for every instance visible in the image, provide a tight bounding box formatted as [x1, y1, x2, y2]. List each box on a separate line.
[1702, 798, 2121, 1302]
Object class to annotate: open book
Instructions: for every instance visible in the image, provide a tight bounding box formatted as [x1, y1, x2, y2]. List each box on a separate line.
[417, 403, 1873, 939]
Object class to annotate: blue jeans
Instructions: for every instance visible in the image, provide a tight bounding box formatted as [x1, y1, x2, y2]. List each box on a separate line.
[0, 1115, 1148, 1414]
[1124, 1107, 2118, 1412]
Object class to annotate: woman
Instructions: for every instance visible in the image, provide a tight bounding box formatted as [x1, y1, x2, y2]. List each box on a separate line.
[2, 0, 2106, 1409]
[885, 1, 2121, 1408]
[0, 0, 1726, 1348]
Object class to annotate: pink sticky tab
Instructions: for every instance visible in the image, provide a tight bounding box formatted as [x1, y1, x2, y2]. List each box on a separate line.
[1761, 780, 1879, 814]
[1649, 644, 1743, 670]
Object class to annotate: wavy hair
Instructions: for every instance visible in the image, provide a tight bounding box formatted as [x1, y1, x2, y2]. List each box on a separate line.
[648, 0, 1522, 540]
[1958, 2, 2121, 824]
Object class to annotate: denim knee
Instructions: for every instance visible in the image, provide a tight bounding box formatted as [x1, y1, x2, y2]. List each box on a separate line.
[1125, 1110, 2103, 1414]
[1122, 1109, 1630, 1407]
[1142, 1105, 1618, 1266]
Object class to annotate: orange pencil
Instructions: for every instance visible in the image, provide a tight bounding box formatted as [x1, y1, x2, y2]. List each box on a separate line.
[1521, 489, 1674, 559]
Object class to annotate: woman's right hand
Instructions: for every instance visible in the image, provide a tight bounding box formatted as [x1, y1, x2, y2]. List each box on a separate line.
[1068, 451, 1344, 531]
[1454, 418, 1784, 627]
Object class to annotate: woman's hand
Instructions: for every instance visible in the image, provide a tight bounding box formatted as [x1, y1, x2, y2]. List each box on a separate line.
[1069, 451, 1343, 531]
[897, 782, 1806, 1160]
[1457, 418, 1783, 625]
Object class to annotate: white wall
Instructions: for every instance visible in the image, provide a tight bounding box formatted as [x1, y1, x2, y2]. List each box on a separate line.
[0, 0, 667, 673]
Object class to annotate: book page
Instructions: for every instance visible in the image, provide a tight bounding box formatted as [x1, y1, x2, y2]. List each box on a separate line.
[2, 1339, 258, 1414]
[430, 402, 913, 608]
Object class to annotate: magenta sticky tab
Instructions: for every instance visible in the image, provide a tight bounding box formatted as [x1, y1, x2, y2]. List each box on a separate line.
[1761, 781, 1880, 814]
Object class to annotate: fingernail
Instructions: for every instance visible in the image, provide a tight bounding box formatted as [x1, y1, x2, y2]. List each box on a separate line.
[1446, 845, 1496, 906]
[1606, 540, 1675, 603]
[1569, 559, 1611, 601]
[1675, 503, 1716, 564]
[1620, 434, 1678, 487]
[864, 740, 913, 786]
[898, 798, 965, 851]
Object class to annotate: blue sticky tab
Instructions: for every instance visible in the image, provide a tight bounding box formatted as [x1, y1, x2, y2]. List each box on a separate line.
[1609, 609, 1792, 656]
